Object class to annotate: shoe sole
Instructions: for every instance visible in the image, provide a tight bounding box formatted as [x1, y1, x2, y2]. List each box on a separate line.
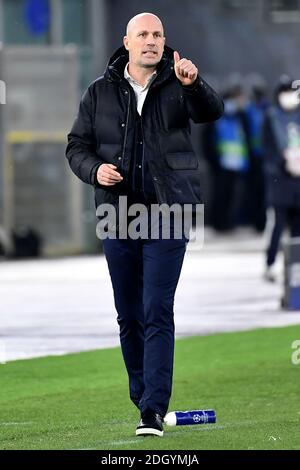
[136, 427, 163, 437]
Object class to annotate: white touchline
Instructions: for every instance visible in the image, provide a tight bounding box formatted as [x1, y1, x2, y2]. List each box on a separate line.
[0, 422, 34, 426]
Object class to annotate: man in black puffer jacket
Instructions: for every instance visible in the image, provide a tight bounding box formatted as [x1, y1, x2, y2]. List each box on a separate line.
[66, 12, 223, 437]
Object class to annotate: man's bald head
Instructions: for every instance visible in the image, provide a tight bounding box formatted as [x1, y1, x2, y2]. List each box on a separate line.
[123, 12, 165, 71]
[126, 12, 164, 37]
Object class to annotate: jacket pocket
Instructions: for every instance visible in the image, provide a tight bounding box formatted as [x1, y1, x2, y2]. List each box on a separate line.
[165, 152, 198, 170]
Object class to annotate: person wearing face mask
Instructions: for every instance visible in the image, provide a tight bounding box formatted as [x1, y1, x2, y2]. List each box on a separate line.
[262, 76, 300, 282]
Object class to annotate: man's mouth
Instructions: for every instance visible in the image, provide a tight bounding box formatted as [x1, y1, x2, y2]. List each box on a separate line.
[142, 51, 157, 55]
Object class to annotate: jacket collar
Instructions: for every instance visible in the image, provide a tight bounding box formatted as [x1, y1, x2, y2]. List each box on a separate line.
[105, 45, 175, 87]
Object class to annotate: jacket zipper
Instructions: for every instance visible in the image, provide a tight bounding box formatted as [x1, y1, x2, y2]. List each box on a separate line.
[121, 84, 131, 181]
[140, 114, 145, 194]
[141, 80, 162, 203]
[140, 114, 162, 203]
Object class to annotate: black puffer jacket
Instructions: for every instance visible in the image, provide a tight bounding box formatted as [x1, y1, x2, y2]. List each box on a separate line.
[66, 45, 223, 209]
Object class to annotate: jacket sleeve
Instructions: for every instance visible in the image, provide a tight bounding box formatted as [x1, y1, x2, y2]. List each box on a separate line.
[181, 75, 224, 124]
[66, 86, 104, 186]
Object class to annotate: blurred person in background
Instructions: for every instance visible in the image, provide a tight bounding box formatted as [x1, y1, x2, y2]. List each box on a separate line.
[12, 226, 42, 258]
[245, 81, 270, 233]
[263, 76, 300, 282]
[66, 12, 223, 437]
[202, 84, 250, 231]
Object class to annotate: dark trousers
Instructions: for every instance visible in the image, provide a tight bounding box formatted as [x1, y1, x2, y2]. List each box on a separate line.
[211, 169, 248, 231]
[248, 159, 266, 233]
[267, 206, 300, 266]
[102, 232, 187, 417]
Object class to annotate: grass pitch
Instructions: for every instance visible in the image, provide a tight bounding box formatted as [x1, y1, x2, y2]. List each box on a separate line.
[0, 325, 300, 450]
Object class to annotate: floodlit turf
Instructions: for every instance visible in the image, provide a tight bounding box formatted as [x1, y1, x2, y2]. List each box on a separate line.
[0, 325, 300, 450]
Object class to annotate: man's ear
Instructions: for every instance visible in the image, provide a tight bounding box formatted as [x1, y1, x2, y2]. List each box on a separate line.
[123, 36, 129, 50]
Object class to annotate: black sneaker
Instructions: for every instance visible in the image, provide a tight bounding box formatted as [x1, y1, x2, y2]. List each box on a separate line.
[136, 410, 164, 437]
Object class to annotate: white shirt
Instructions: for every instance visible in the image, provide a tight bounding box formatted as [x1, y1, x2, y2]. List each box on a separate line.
[124, 62, 157, 115]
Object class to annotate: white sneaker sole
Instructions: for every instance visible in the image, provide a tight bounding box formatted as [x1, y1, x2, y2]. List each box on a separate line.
[136, 427, 163, 437]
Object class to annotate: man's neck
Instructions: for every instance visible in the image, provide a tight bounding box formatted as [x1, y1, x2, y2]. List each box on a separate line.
[127, 63, 156, 87]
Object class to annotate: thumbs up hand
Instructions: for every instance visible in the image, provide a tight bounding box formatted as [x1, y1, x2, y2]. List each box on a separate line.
[173, 51, 198, 86]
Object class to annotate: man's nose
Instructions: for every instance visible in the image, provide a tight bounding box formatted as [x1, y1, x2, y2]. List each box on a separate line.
[147, 35, 156, 44]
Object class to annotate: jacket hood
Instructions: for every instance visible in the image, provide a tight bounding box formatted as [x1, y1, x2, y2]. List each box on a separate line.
[105, 44, 175, 81]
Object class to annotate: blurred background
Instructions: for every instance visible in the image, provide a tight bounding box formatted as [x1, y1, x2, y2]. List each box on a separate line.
[1, 0, 300, 363]
[1, 0, 300, 257]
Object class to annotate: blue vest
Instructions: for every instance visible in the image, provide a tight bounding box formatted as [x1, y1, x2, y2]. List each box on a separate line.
[215, 114, 249, 173]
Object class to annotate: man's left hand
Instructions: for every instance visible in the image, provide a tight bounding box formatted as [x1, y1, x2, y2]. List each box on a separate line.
[173, 51, 198, 86]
